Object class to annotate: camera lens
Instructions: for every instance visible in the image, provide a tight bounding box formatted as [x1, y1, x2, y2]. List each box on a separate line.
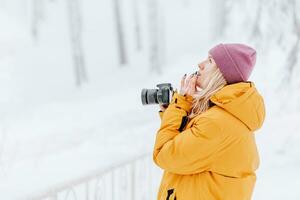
[141, 89, 158, 105]
[141, 89, 148, 105]
[141, 83, 173, 106]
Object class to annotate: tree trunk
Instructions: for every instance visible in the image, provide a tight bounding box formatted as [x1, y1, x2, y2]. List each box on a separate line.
[133, 0, 142, 51]
[147, 0, 161, 74]
[67, 0, 87, 87]
[32, 0, 45, 40]
[113, 0, 127, 66]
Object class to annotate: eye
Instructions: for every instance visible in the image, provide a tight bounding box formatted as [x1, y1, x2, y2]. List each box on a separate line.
[209, 58, 212, 63]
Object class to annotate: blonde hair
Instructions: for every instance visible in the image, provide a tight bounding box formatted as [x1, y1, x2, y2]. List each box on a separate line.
[188, 67, 227, 119]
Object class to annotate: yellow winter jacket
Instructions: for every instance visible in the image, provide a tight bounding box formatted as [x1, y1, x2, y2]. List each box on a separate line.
[153, 81, 265, 200]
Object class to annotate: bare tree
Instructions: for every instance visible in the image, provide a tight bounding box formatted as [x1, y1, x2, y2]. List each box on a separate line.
[132, 0, 142, 51]
[158, 3, 166, 67]
[285, 0, 300, 83]
[251, 0, 263, 41]
[212, 0, 232, 39]
[31, 0, 45, 40]
[147, 0, 162, 74]
[67, 0, 87, 87]
[113, 0, 128, 66]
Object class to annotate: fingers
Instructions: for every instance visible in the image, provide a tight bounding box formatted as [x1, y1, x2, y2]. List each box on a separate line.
[180, 73, 197, 96]
[185, 73, 193, 84]
[190, 74, 197, 86]
[185, 74, 196, 87]
[181, 74, 187, 88]
[187, 74, 197, 93]
[159, 104, 169, 111]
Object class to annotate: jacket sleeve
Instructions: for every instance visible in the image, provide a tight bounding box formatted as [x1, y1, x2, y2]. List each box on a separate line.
[153, 92, 222, 175]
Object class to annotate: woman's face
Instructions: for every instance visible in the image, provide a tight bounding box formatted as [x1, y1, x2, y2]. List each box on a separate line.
[196, 54, 218, 90]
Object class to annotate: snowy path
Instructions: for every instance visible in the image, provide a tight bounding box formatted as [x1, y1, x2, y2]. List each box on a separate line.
[0, 89, 163, 199]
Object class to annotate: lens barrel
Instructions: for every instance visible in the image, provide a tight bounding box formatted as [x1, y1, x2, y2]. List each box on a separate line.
[141, 89, 158, 105]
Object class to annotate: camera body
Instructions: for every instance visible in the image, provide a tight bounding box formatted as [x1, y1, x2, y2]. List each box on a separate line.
[141, 83, 174, 105]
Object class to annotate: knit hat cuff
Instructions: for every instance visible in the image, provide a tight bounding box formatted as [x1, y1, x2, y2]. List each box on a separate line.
[209, 44, 246, 84]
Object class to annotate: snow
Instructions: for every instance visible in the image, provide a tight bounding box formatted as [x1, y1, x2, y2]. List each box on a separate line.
[0, 0, 299, 199]
[254, 112, 300, 199]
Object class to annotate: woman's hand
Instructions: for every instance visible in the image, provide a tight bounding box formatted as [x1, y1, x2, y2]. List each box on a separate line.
[159, 72, 197, 111]
[179, 73, 197, 97]
[159, 104, 168, 111]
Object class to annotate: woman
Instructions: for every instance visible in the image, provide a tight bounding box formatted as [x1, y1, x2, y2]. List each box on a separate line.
[153, 43, 266, 200]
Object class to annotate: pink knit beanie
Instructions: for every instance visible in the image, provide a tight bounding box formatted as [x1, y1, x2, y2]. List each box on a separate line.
[208, 43, 257, 84]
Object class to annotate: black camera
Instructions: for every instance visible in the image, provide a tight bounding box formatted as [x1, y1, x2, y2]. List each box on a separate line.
[141, 83, 174, 105]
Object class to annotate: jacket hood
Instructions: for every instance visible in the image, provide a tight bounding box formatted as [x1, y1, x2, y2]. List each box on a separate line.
[209, 81, 265, 131]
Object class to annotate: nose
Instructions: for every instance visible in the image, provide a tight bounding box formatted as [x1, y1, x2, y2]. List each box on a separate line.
[198, 62, 205, 70]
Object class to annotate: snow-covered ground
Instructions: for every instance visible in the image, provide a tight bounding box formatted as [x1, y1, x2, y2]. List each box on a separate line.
[0, 0, 299, 199]
[254, 112, 300, 199]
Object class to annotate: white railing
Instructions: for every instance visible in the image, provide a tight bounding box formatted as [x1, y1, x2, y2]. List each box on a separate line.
[23, 153, 162, 200]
